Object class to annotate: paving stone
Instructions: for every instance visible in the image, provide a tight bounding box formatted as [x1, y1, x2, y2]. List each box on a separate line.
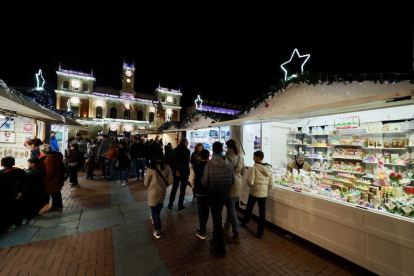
[112, 223, 151, 240]
[115, 255, 169, 276]
[81, 206, 120, 220]
[78, 214, 124, 233]
[119, 201, 150, 214]
[30, 221, 80, 242]
[0, 225, 40, 248]
[124, 209, 168, 224]
[109, 179, 135, 205]
[33, 210, 82, 227]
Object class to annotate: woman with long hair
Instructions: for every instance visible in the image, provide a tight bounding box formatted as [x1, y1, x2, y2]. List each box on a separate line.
[223, 139, 245, 244]
[191, 143, 205, 166]
[105, 142, 118, 181]
[40, 144, 64, 213]
[144, 150, 173, 239]
[24, 138, 44, 159]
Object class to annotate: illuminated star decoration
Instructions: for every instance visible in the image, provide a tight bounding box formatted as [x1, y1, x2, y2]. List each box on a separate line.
[35, 69, 45, 90]
[280, 48, 310, 81]
[195, 95, 203, 110]
[194, 117, 199, 122]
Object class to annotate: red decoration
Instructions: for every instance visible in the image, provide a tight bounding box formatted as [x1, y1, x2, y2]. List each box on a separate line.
[189, 121, 192, 123]
[183, 126, 187, 129]
[205, 116, 208, 119]
[397, 174, 403, 179]
[390, 173, 396, 177]
[265, 103, 269, 108]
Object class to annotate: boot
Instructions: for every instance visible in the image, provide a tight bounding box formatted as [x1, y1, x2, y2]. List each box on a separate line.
[223, 225, 230, 237]
[225, 232, 241, 244]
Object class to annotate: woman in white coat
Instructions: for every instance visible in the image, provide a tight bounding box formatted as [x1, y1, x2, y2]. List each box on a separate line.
[223, 139, 245, 243]
[144, 150, 173, 239]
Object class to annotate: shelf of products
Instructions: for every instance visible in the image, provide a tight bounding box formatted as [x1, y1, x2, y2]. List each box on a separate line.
[364, 147, 409, 150]
[332, 157, 364, 161]
[330, 170, 366, 175]
[306, 157, 331, 160]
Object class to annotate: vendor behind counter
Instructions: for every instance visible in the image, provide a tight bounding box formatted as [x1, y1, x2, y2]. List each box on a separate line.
[287, 153, 311, 173]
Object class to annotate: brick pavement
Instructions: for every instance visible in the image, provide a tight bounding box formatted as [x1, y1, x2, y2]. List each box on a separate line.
[146, 211, 357, 276]
[0, 229, 114, 276]
[129, 180, 193, 202]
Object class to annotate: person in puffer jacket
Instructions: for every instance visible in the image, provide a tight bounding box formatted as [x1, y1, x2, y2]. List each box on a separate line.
[238, 150, 274, 238]
[202, 142, 235, 257]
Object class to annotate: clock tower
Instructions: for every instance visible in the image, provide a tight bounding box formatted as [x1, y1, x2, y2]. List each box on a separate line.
[120, 59, 136, 96]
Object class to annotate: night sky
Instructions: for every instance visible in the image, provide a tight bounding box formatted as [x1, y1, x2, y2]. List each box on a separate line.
[1, 17, 413, 110]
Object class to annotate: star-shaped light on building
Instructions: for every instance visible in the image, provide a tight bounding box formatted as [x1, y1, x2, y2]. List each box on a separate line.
[195, 95, 203, 110]
[35, 69, 45, 90]
[280, 49, 310, 81]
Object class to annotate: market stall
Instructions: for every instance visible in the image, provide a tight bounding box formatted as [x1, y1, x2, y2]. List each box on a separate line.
[216, 80, 414, 276]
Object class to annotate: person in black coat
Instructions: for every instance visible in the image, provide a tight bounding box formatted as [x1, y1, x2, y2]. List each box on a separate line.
[136, 138, 148, 179]
[67, 143, 80, 188]
[167, 138, 191, 212]
[164, 143, 173, 165]
[0, 157, 27, 231]
[22, 158, 47, 222]
[117, 143, 129, 185]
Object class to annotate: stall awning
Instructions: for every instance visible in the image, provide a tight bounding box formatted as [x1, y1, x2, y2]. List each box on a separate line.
[131, 129, 162, 135]
[0, 83, 64, 123]
[57, 118, 89, 131]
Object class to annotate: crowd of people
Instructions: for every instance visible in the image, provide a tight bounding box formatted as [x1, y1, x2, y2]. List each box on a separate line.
[1, 133, 275, 258]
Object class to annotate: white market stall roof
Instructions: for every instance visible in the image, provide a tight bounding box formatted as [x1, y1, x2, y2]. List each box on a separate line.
[175, 81, 414, 130]
[57, 117, 89, 131]
[0, 82, 65, 123]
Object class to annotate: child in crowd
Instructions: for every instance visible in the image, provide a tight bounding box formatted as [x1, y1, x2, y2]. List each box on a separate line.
[189, 149, 210, 240]
[238, 150, 273, 238]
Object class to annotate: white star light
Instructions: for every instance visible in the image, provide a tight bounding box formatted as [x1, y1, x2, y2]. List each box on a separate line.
[280, 49, 310, 81]
[195, 95, 203, 110]
[35, 69, 45, 90]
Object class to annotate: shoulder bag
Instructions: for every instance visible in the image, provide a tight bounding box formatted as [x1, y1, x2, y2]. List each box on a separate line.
[155, 168, 169, 187]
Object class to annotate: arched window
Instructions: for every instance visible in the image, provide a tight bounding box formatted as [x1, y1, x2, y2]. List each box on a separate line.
[137, 110, 144, 121]
[63, 81, 69, 89]
[110, 107, 117, 118]
[149, 112, 155, 123]
[96, 106, 102, 118]
[124, 109, 130, 119]
[173, 98, 178, 105]
[83, 83, 88, 92]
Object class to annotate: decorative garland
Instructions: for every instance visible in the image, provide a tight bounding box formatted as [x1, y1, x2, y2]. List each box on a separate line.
[158, 109, 236, 131]
[237, 71, 414, 118]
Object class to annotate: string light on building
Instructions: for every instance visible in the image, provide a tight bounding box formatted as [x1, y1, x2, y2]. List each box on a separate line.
[96, 100, 104, 107]
[166, 108, 172, 121]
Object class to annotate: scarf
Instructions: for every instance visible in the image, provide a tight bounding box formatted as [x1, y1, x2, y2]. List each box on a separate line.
[296, 160, 304, 170]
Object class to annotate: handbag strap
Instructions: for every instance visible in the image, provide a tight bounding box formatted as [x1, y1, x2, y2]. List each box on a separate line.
[155, 168, 169, 187]
[234, 155, 240, 170]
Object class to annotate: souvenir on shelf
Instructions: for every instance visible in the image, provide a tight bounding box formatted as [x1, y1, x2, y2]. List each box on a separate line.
[376, 139, 383, 148]
[368, 138, 376, 148]
[290, 127, 298, 134]
[353, 136, 368, 146]
[335, 116, 360, 129]
[317, 139, 327, 147]
[328, 137, 340, 146]
[317, 126, 324, 135]
[302, 126, 310, 134]
[340, 134, 354, 145]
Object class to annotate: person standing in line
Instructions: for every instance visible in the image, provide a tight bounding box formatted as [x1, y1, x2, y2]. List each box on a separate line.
[189, 149, 210, 240]
[238, 150, 274, 238]
[136, 138, 148, 180]
[67, 144, 80, 188]
[84, 146, 95, 180]
[167, 138, 190, 212]
[24, 138, 44, 159]
[0, 157, 27, 231]
[70, 134, 87, 171]
[223, 139, 245, 244]
[201, 142, 235, 257]
[117, 143, 129, 185]
[50, 131, 59, 152]
[130, 136, 139, 180]
[40, 144, 64, 214]
[190, 143, 205, 204]
[105, 142, 118, 181]
[98, 135, 111, 178]
[164, 142, 173, 165]
[144, 151, 173, 239]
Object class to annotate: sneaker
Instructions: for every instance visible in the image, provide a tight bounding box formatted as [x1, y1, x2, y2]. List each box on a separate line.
[121, 181, 129, 186]
[153, 230, 161, 239]
[44, 206, 57, 213]
[178, 206, 186, 213]
[196, 229, 206, 240]
[150, 214, 153, 224]
[117, 180, 122, 184]
[6, 225, 18, 232]
[21, 219, 29, 225]
[71, 184, 80, 188]
[191, 197, 197, 204]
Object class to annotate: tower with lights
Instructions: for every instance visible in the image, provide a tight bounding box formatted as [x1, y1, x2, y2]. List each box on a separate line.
[120, 59, 136, 96]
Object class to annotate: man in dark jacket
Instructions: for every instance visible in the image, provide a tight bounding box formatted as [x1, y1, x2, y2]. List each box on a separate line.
[130, 136, 139, 179]
[0, 157, 27, 231]
[189, 149, 210, 240]
[136, 138, 148, 179]
[202, 142, 235, 257]
[167, 138, 190, 212]
[22, 158, 46, 222]
[164, 143, 173, 165]
[98, 135, 111, 178]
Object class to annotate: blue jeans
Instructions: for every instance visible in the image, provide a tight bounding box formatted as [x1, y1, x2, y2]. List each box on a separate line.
[110, 160, 116, 180]
[119, 171, 127, 181]
[225, 197, 239, 233]
[196, 196, 209, 234]
[131, 159, 137, 178]
[86, 169, 93, 179]
[137, 159, 146, 178]
[150, 203, 163, 231]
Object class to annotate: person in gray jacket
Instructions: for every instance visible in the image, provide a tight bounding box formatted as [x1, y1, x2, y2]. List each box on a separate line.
[97, 135, 111, 178]
[202, 142, 235, 257]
